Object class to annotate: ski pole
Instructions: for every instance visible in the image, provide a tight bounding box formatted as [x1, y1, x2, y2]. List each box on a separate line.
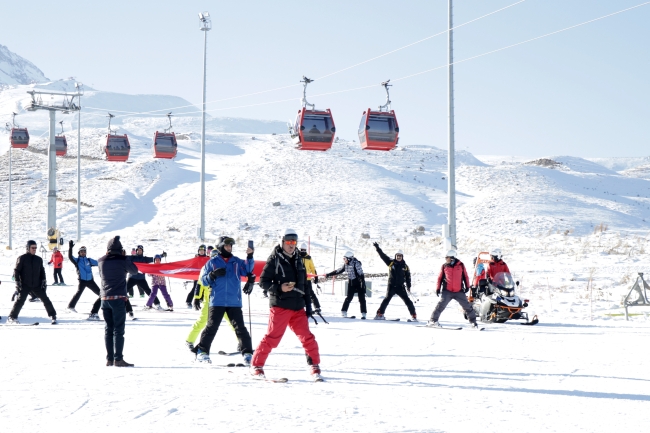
[164, 255, 172, 293]
[316, 311, 329, 324]
[248, 294, 252, 342]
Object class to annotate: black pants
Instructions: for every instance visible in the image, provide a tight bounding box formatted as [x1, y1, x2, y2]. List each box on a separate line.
[101, 299, 126, 361]
[341, 279, 367, 314]
[306, 281, 321, 310]
[127, 278, 159, 305]
[10, 286, 57, 319]
[377, 285, 416, 316]
[196, 306, 252, 355]
[53, 268, 64, 284]
[68, 279, 101, 315]
[186, 280, 198, 304]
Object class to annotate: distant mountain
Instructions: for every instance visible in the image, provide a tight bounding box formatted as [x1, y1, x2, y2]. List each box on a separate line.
[0, 44, 48, 85]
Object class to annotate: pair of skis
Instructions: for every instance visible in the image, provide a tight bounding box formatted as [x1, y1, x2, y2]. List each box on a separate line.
[416, 324, 485, 331]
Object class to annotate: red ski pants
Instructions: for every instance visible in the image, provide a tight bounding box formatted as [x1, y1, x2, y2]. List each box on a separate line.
[252, 306, 320, 367]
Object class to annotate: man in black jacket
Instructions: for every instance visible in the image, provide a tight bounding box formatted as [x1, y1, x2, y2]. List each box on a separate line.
[251, 229, 323, 381]
[373, 243, 417, 321]
[7, 240, 57, 325]
[98, 236, 139, 367]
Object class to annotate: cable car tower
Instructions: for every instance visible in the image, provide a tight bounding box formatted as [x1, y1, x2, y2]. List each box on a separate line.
[358, 80, 400, 151]
[289, 76, 336, 151]
[24, 88, 82, 246]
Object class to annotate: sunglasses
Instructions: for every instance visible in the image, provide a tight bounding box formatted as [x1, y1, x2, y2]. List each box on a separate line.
[284, 240, 297, 245]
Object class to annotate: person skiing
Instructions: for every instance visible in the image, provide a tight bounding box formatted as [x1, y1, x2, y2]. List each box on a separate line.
[325, 251, 367, 319]
[98, 236, 139, 367]
[300, 243, 322, 314]
[252, 229, 322, 381]
[7, 240, 58, 325]
[48, 247, 65, 285]
[372, 243, 417, 321]
[126, 244, 164, 308]
[186, 250, 217, 350]
[428, 250, 479, 329]
[187, 244, 208, 309]
[192, 236, 255, 366]
[143, 255, 173, 311]
[66, 240, 102, 320]
[487, 248, 510, 282]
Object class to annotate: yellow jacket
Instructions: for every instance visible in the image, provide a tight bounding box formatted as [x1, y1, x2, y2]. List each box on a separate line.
[302, 255, 317, 278]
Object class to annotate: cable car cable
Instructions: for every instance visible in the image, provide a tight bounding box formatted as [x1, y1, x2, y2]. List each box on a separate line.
[79, 0, 529, 119]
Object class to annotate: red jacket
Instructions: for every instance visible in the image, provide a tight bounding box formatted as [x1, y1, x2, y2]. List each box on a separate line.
[436, 260, 470, 293]
[49, 251, 64, 269]
[487, 259, 510, 280]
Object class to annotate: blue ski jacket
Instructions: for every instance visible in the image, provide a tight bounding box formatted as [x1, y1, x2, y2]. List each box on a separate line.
[68, 249, 98, 281]
[201, 254, 254, 308]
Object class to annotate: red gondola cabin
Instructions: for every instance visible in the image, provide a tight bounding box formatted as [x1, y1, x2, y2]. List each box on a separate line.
[10, 128, 30, 149]
[105, 134, 130, 162]
[55, 135, 67, 156]
[358, 109, 399, 151]
[291, 108, 336, 151]
[152, 132, 178, 159]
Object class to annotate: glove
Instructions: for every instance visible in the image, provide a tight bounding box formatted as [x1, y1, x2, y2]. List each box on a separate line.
[436, 288, 441, 297]
[325, 272, 332, 278]
[306, 309, 313, 318]
[246, 252, 253, 259]
[161, 251, 167, 258]
[69, 240, 74, 249]
[209, 268, 226, 280]
[41, 280, 47, 290]
[314, 307, 321, 314]
[372, 242, 379, 249]
[313, 276, 319, 284]
[193, 299, 201, 310]
[242, 274, 255, 295]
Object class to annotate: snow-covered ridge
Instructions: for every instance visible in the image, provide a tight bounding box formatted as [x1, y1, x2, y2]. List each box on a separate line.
[0, 44, 48, 86]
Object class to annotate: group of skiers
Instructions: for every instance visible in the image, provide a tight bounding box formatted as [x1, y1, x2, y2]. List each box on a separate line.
[3, 230, 510, 382]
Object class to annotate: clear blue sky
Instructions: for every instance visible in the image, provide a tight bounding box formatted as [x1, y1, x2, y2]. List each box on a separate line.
[2, 0, 648, 157]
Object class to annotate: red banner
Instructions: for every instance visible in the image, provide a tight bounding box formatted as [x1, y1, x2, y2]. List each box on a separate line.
[135, 257, 267, 282]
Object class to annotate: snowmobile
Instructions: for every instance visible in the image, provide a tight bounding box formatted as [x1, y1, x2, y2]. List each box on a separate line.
[471, 272, 538, 326]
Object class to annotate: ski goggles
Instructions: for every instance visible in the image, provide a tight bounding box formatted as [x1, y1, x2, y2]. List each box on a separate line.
[283, 240, 298, 246]
[222, 237, 236, 246]
[198, 244, 206, 251]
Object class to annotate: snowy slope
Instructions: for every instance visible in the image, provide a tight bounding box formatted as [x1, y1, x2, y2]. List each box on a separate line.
[0, 44, 48, 86]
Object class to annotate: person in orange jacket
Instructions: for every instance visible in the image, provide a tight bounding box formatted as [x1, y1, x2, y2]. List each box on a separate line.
[48, 247, 65, 286]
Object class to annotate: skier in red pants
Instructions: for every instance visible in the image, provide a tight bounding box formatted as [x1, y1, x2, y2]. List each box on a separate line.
[252, 229, 323, 382]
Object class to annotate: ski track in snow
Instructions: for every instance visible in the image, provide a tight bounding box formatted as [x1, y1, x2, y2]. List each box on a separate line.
[0, 87, 649, 430]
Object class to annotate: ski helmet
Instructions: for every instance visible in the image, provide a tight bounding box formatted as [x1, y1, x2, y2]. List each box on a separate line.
[282, 229, 298, 243]
[300, 243, 308, 251]
[154, 254, 161, 261]
[78, 246, 87, 254]
[445, 249, 457, 258]
[490, 248, 502, 260]
[217, 236, 235, 258]
[198, 244, 206, 252]
[136, 245, 144, 253]
[344, 251, 354, 260]
[26, 240, 37, 252]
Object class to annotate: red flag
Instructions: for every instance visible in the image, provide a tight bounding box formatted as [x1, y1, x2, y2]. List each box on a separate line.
[135, 257, 267, 282]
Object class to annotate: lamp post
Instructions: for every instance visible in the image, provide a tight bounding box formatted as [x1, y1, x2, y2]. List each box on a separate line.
[75, 82, 83, 241]
[198, 11, 211, 242]
[446, 0, 457, 251]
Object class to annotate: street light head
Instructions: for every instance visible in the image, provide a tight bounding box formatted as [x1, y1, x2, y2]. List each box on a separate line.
[198, 12, 204, 20]
[198, 10, 211, 30]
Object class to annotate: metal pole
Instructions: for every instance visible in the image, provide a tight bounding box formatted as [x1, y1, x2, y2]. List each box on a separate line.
[77, 95, 81, 241]
[8, 147, 12, 249]
[199, 26, 208, 242]
[47, 110, 57, 232]
[447, 0, 457, 249]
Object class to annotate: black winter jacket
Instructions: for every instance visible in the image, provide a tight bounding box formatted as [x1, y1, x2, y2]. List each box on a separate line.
[260, 245, 311, 312]
[376, 247, 411, 289]
[14, 253, 46, 290]
[98, 253, 139, 298]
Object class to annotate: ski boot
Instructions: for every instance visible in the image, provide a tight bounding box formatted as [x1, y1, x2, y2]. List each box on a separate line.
[426, 320, 442, 328]
[310, 365, 324, 382]
[66, 307, 77, 313]
[154, 304, 164, 311]
[166, 304, 173, 312]
[142, 305, 153, 311]
[408, 314, 418, 322]
[51, 316, 57, 325]
[243, 353, 253, 367]
[361, 313, 367, 320]
[185, 341, 195, 351]
[341, 311, 347, 318]
[251, 366, 266, 379]
[373, 313, 386, 320]
[195, 349, 211, 364]
[186, 302, 192, 309]
[7, 317, 20, 325]
[87, 313, 101, 321]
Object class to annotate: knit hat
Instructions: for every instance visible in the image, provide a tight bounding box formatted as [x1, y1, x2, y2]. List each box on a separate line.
[107, 236, 123, 254]
[154, 254, 162, 261]
[300, 243, 308, 250]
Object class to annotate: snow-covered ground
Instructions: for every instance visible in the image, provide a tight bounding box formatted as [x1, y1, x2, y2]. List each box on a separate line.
[1, 80, 650, 431]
